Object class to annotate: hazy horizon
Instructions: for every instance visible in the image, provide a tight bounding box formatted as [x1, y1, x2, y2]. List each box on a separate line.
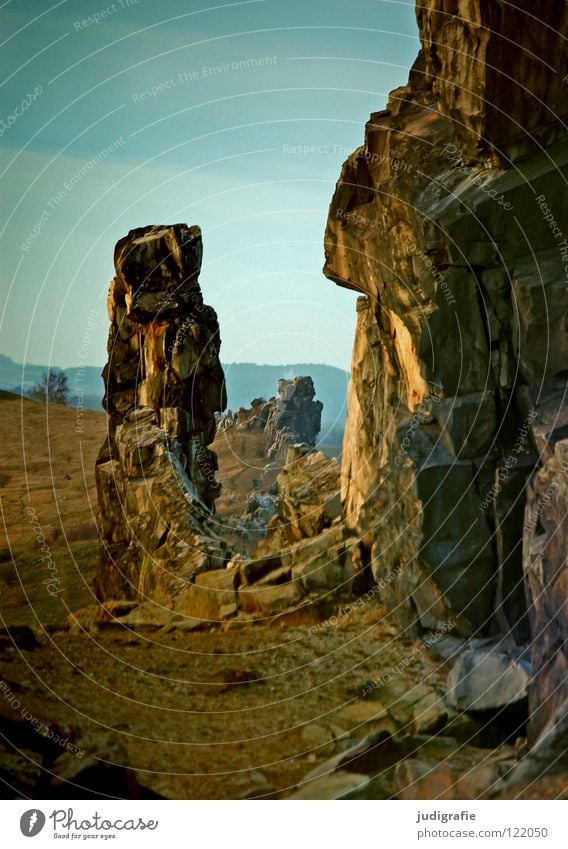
[0, 349, 350, 372]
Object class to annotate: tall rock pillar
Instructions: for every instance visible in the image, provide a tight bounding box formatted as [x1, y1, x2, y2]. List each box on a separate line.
[95, 224, 228, 603]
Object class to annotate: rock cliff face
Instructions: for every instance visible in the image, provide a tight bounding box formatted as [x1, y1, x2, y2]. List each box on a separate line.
[95, 224, 228, 605]
[324, 0, 568, 747]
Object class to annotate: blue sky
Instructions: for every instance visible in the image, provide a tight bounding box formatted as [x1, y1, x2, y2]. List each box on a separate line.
[0, 0, 419, 370]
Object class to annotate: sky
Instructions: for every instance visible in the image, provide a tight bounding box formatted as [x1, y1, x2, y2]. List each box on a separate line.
[0, 0, 420, 370]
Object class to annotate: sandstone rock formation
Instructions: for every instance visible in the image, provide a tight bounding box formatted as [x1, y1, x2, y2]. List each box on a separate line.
[218, 376, 323, 458]
[323, 0, 568, 755]
[257, 445, 342, 550]
[220, 397, 273, 432]
[95, 224, 228, 605]
[264, 377, 323, 456]
[95, 238, 337, 626]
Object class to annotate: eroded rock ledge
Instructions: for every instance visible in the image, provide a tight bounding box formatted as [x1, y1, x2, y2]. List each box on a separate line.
[323, 0, 568, 754]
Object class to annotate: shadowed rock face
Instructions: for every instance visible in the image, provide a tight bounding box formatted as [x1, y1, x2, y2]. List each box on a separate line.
[265, 377, 323, 448]
[323, 1, 568, 745]
[416, 1, 568, 163]
[96, 224, 228, 603]
[218, 376, 323, 458]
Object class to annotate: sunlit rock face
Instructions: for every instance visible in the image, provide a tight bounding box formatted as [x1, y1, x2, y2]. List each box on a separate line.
[324, 1, 568, 739]
[96, 224, 228, 603]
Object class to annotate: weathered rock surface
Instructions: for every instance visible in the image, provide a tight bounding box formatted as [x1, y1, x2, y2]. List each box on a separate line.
[393, 759, 456, 800]
[265, 377, 323, 455]
[393, 752, 517, 801]
[416, 1, 568, 163]
[446, 648, 530, 713]
[233, 446, 356, 607]
[96, 225, 228, 604]
[323, 0, 568, 758]
[288, 771, 372, 800]
[222, 396, 273, 432]
[257, 446, 342, 550]
[290, 724, 513, 800]
[523, 438, 568, 742]
[218, 376, 323, 460]
[489, 707, 568, 798]
[103, 224, 225, 476]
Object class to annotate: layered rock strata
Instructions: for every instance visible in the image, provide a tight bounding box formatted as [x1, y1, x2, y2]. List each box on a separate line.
[95, 224, 228, 604]
[323, 0, 568, 747]
[99, 446, 352, 625]
[255, 445, 342, 552]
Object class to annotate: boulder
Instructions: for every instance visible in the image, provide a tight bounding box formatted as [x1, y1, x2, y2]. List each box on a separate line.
[174, 569, 237, 622]
[523, 438, 568, 741]
[238, 580, 303, 614]
[446, 649, 530, 712]
[289, 772, 372, 800]
[334, 701, 396, 739]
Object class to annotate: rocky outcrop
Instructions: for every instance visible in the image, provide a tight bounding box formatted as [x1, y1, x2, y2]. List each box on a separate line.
[230, 447, 350, 617]
[165, 446, 351, 624]
[323, 0, 568, 751]
[220, 397, 273, 432]
[415, 1, 568, 164]
[256, 445, 342, 550]
[95, 252, 337, 623]
[523, 438, 568, 743]
[95, 224, 228, 604]
[218, 377, 323, 458]
[102, 224, 225, 502]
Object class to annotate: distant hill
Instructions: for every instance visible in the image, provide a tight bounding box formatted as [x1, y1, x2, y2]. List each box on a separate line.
[0, 354, 349, 430]
[0, 354, 104, 410]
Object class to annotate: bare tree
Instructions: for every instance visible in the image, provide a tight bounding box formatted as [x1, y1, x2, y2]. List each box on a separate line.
[28, 369, 69, 405]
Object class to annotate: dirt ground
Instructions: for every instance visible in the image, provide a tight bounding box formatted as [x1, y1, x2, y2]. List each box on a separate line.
[2, 602, 464, 799]
[0, 392, 106, 627]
